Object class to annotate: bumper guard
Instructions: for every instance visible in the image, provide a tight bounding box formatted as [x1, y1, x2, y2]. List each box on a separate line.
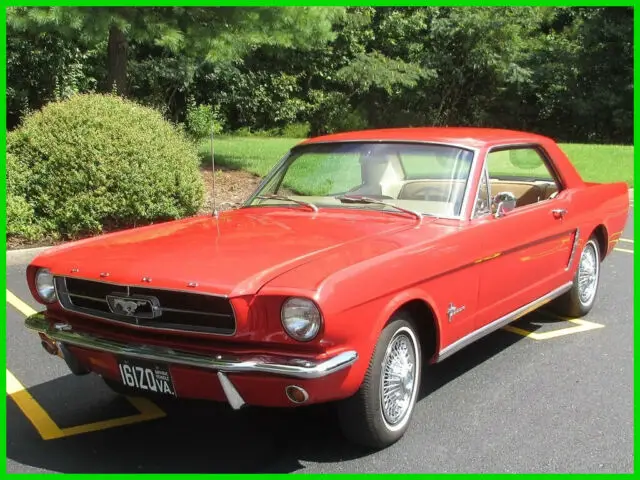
[25, 312, 358, 409]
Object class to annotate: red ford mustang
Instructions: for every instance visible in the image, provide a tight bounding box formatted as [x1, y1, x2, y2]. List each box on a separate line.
[24, 127, 629, 448]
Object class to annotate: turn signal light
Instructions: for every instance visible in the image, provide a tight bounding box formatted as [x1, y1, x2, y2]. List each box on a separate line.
[285, 385, 309, 404]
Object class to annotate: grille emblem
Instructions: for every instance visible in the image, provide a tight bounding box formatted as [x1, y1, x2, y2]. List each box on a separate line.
[106, 294, 161, 319]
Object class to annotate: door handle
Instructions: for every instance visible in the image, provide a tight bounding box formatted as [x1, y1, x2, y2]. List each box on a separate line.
[551, 208, 567, 219]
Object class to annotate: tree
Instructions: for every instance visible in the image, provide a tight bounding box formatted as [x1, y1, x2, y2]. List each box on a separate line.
[7, 6, 345, 96]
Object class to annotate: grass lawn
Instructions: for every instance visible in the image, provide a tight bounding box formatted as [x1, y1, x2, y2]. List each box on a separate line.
[200, 136, 634, 188]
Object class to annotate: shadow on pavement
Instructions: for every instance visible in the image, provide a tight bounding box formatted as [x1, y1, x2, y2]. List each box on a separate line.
[7, 313, 552, 473]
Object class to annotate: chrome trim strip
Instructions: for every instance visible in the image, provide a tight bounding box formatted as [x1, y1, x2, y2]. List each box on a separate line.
[436, 282, 573, 362]
[160, 307, 233, 318]
[68, 293, 108, 303]
[25, 313, 358, 379]
[471, 163, 491, 219]
[456, 149, 480, 221]
[56, 275, 230, 298]
[566, 228, 580, 271]
[55, 276, 237, 337]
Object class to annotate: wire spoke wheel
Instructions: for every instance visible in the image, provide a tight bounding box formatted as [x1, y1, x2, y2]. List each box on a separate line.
[578, 241, 599, 306]
[380, 330, 416, 428]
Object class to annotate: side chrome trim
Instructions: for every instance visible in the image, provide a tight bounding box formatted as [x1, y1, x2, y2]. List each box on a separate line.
[25, 313, 358, 380]
[566, 228, 581, 271]
[436, 281, 573, 362]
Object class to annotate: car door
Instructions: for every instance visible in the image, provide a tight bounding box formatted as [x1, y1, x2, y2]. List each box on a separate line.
[469, 144, 578, 329]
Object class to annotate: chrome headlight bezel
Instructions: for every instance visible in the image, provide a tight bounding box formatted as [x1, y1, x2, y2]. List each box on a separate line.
[280, 297, 323, 342]
[35, 268, 57, 303]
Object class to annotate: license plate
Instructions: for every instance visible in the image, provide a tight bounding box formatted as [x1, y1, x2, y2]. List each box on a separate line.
[116, 357, 176, 396]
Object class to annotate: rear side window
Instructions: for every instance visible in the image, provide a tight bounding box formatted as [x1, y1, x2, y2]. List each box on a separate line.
[484, 146, 562, 210]
[486, 147, 556, 182]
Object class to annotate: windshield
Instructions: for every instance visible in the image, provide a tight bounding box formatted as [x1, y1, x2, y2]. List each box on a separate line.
[246, 142, 475, 218]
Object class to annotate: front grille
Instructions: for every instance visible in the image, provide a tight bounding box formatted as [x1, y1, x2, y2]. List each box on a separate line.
[54, 276, 236, 335]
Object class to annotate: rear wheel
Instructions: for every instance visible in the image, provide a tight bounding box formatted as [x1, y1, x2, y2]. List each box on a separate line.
[550, 236, 601, 317]
[337, 314, 421, 449]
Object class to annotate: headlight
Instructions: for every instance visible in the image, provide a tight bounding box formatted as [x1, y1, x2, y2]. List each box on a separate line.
[281, 297, 322, 341]
[35, 268, 56, 303]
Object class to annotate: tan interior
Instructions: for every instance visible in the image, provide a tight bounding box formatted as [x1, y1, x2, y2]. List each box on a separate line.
[490, 180, 558, 207]
[267, 177, 560, 218]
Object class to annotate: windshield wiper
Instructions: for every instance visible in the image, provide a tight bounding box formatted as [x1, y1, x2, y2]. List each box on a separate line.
[335, 194, 423, 223]
[255, 194, 319, 212]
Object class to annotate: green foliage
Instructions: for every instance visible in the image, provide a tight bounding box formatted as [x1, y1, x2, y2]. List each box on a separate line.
[281, 122, 311, 138]
[185, 99, 225, 140]
[6, 6, 633, 145]
[7, 93, 204, 241]
[336, 51, 432, 94]
[307, 90, 368, 135]
[198, 136, 299, 176]
[228, 122, 310, 138]
[6, 152, 44, 240]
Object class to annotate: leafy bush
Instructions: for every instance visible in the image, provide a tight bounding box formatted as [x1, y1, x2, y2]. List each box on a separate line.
[7, 152, 44, 240]
[280, 122, 310, 138]
[230, 122, 310, 138]
[7, 93, 204, 241]
[185, 98, 225, 140]
[307, 90, 367, 135]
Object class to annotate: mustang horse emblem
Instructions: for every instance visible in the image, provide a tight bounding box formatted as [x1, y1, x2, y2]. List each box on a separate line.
[107, 297, 149, 316]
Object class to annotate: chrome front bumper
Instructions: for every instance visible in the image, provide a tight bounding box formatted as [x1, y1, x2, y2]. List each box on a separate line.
[26, 312, 358, 409]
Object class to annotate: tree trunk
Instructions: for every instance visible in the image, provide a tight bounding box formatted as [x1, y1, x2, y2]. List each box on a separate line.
[107, 25, 128, 96]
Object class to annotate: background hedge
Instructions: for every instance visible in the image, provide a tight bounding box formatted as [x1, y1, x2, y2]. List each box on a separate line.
[7, 93, 204, 241]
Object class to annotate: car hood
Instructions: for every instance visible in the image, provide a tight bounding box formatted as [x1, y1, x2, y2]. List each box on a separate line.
[33, 208, 418, 296]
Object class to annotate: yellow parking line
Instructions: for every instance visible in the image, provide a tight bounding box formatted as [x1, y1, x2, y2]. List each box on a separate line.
[6, 289, 167, 439]
[504, 318, 604, 340]
[57, 396, 166, 437]
[7, 368, 166, 440]
[614, 247, 634, 254]
[6, 289, 37, 317]
[7, 369, 65, 440]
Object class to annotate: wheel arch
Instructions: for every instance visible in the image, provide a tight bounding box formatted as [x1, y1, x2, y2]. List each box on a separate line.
[375, 292, 441, 365]
[591, 224, 609, 260]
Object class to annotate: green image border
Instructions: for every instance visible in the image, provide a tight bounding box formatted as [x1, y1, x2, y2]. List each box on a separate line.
[1, 0, 636, 476]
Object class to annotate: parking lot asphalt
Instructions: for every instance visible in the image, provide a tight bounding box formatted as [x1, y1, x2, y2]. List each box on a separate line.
[5, 209, 634, 473]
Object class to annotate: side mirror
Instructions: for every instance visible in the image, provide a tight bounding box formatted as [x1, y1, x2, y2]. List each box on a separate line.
[493, 191, 517, 218]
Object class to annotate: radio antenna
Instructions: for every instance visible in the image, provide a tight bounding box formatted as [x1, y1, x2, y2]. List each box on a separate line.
[210, 126, 218, 218]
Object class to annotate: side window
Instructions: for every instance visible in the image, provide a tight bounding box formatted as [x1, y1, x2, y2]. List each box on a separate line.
[486, 146, 561, 209]
[473, 168, 491, 217]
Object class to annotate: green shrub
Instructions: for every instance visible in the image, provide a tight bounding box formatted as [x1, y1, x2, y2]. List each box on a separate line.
[7, 151, 43, 240]
[230, 122, 310, 138]
[280, 122, 311, 138]
[7, 93, 205, 241]
[185, 99, 225, 140]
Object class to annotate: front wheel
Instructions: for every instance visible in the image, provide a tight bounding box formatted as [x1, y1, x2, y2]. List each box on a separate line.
[337, 314, 422, 449]
[550, 236, 601, 317]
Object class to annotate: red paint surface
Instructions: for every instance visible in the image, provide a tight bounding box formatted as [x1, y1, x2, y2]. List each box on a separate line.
[27, 128, 630, 406]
